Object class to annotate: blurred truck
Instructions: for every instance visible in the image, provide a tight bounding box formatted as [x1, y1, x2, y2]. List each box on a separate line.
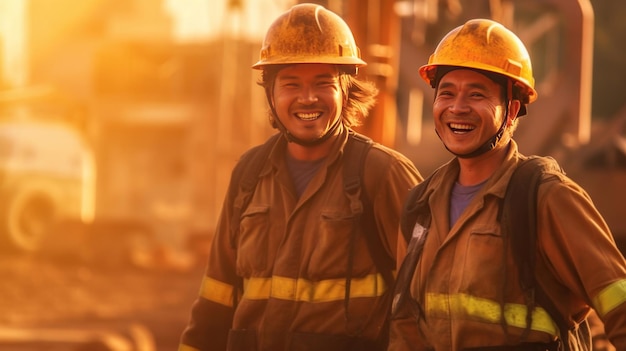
[0, 36, 266, 270]
[0, 89, 95, 252]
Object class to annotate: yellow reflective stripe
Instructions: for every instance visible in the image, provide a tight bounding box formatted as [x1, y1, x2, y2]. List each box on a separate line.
[244, 276, 273, 299]
[593, 279, 626, 317]
[199, 276, 234, 307]
[243, 273, 387, 302]
[426, 293, 559, 336]
[178, 344, 200, 351]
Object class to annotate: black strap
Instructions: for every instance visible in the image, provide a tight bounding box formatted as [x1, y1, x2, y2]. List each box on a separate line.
[400, 173, 435, 244]
[342, 132, 393, 339]
[502, 157, 562, 298]
[501, 156, 590, 350]
[391, 173, 435, 318]
[343, 132, 396, 289]
[226, 133, 281, 307]
[228, 133, 281, 249]
[501, 157, 547, 339]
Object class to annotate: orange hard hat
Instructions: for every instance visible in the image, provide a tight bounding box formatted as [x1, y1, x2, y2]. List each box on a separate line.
[252, 3, 366, 71]
[419, 18, 537, 104]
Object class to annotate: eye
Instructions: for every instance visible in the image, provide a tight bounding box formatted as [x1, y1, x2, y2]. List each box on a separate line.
[437, 89, 454, 97]
[279, 81, 299, 89]
[317, 79, 337, 88]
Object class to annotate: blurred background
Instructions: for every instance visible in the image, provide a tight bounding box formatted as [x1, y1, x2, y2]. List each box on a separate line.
[0, 0, 623, 350]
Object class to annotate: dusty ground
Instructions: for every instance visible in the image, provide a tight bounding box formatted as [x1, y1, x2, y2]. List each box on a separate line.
[0, 244, 208, 351]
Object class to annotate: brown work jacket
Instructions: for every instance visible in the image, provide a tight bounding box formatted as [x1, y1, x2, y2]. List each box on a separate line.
[388, 141, 626, 351]
[180, 128, 421, 351]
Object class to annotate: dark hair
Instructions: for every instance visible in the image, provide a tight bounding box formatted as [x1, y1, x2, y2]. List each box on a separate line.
[258, 65, 378, 129]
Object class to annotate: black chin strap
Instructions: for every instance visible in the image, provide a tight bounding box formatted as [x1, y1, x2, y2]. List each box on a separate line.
[444, 105, 509, 159]
[439, 78, 513, 159]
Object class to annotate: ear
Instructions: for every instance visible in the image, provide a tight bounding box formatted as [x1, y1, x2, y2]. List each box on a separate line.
[266, 85, 276, 110]
[508, 99, 522, 123]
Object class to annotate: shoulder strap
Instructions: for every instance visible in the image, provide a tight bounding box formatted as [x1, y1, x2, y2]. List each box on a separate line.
[500, 156, 590, 350]
[343, 131, 402, 288]
[342, 132, 375, 336]
[343, 132, 373, 219]
[229, 133, 281, 248]
[501, 156, 561, 300]
[391, 173, 435, 318]
[343, 131, 413, 344]
[226, 133, 281, 308]
[400, 173, 435, 244]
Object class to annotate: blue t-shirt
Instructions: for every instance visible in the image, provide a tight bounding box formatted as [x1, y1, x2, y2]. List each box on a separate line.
[286, 154, 326, 197]
[449, 179, 487, 228]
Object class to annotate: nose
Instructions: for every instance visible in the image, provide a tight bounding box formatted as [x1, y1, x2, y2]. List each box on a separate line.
[448, 96, 470, 114]
[297, 86, 318, 104]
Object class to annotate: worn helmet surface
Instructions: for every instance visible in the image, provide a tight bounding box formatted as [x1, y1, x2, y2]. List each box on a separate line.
[252, 3, 366, 70]
[419, 18, 537, 104]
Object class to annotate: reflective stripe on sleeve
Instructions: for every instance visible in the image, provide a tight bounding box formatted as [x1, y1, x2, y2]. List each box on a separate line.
[593, 279, 626, 317]
[200, 276, 235, 307]
[426, 293, 559, 336]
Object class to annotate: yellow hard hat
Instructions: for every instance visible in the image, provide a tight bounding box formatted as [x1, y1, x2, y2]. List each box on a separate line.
[419, 18, 537, 104]
[252, 3, 366, 71]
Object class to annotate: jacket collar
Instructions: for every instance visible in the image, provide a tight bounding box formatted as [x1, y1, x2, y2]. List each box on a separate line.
[424, 140, 526, 205]
[262, 128, 350, 179]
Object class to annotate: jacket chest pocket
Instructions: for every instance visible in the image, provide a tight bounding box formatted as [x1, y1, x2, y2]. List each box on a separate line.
[307, 210, 360, 279]
[460, 225, 507, 297]
[237, 205, 272, 273]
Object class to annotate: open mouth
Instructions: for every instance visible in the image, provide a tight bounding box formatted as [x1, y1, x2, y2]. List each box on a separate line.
[448, 123, 475, 134]
[295, 112, 322, 121]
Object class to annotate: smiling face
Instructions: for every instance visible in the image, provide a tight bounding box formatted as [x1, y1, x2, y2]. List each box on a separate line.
[433, 69, 511, 157]
[272, 64, 344, 144]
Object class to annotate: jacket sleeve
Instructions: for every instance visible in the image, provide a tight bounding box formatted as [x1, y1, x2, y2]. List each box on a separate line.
[366, 147, 422, 265]
[537, 175, 626, 348]
[178, 221, 239, 351]
[179, 171, 242, 351]
[373, 150, 425, 351]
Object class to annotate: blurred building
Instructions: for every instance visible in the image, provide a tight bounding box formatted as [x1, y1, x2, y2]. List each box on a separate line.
[0, 0, 290, 253]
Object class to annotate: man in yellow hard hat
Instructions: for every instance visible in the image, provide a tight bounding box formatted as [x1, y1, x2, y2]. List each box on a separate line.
[388, 18, 626, 350]
[178, 3, 422, 351]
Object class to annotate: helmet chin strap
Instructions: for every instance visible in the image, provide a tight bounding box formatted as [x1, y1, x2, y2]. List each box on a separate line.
[438, 77, 513, 159]
[443, 107, 508, 158]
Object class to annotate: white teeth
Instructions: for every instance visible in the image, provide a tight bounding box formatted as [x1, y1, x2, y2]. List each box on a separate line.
[296, 112, 321, 121]
[449, 123, 474, 131]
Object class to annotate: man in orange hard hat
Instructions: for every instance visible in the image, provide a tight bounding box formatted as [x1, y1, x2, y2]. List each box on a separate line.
[389, 18, 626, 350]
[178, 4, 422, 351]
